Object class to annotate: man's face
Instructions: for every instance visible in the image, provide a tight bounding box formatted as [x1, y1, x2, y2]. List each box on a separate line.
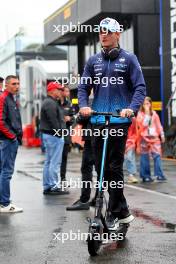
[99, 29, 120, 49]
[5, 78, 20, 94]
[63, 87, 70, 98]
[52, 89, 63, 99]
[0, 82, 3, 90]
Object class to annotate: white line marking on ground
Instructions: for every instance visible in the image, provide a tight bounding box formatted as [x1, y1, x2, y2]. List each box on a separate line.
[125, 184, 176, 200]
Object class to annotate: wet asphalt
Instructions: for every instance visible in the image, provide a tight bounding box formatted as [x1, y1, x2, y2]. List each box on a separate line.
[0, 147, 175, 264]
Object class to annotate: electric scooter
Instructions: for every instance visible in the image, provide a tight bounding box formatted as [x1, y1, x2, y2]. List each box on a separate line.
[87, 110, 131, 256]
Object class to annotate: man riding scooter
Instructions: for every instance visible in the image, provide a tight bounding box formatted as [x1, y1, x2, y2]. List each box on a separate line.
[78, 17, 146, 231]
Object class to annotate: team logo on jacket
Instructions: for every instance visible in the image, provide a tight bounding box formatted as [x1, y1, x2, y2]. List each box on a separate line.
[119, 57, 125, 63]
[114, 62, 127, 72]
[96, 57, 103, 63]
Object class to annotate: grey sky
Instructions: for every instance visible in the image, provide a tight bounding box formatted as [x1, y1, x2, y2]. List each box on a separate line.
[0, 0, 68, 45]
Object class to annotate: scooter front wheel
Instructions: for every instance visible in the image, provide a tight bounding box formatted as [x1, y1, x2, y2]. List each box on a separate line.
[87, 232, 102, 256]
[117, 224, 129, 243]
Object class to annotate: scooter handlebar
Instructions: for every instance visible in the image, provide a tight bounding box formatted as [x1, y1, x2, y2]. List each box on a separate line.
[91, 110, 134, 118]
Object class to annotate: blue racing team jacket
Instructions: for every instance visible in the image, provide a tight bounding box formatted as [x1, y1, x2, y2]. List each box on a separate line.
[78, 48, 146, 124]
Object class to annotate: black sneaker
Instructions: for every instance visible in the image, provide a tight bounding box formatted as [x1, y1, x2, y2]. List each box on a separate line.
[66, 200, 89, 211]
[142, 177, 154, 183]
[156, 176, 167, 182]
[46, 188, 69, 195]
[43, 188, 51, 195]
[118, 213, 135, 224]
[106, 214, 119, 231]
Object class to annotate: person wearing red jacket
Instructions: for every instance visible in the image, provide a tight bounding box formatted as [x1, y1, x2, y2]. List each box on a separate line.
[0, 77, 4, 94]
[0, 77, 4, 182]
[0, 75, 23, 213]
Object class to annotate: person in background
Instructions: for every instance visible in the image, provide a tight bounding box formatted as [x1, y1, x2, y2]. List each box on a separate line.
[60, 85, 75, 184]
[0, 77, 4, 94]
[124, 117, 138, 183]
[0, 75, 23, 213]
[66, 115, 96, 210]
[0, 77, 4, 178]
[40, 82, 69, 195]
[136, 96, 166, 182]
